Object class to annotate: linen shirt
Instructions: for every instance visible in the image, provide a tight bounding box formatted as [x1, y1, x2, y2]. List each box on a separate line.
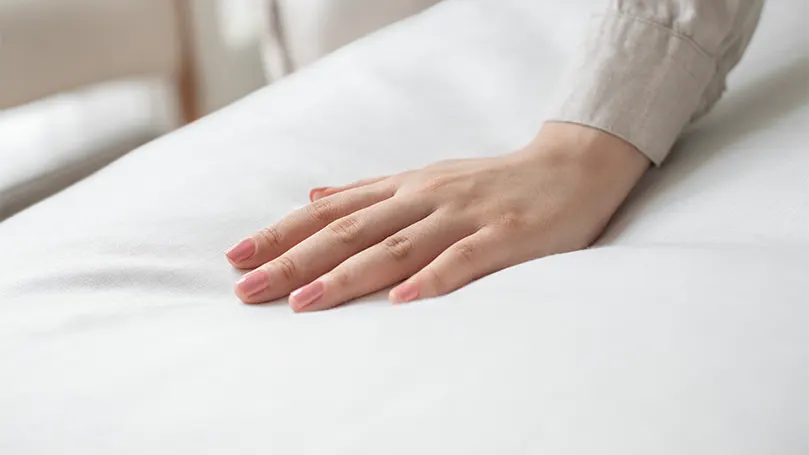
[551, 0, 765, 164]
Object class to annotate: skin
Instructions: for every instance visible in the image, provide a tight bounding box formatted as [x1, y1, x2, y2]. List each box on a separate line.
[226, 122, 650, 311]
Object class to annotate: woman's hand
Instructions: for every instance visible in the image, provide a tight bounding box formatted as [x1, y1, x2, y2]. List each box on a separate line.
[226, 123, 649, 311]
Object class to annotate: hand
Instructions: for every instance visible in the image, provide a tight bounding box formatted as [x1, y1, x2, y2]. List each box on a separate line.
[226, 123, 650, 311]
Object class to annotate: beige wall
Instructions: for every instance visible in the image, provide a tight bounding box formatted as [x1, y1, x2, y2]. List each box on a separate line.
[0, 0, 180, 109]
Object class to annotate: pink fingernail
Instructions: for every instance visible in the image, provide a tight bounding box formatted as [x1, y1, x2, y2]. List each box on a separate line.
[309, 187, 329, 202]
[236, 270, 269, 298]
[390, 283, 419, 304]
[290, 280, 325, 311]
[226, 238, 256, 263]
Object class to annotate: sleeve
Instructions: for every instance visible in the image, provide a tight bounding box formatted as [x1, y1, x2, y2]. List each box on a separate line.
[548, 0, 765, 165]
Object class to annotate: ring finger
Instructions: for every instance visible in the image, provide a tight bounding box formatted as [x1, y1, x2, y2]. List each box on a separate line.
[287, 211, 474, 312]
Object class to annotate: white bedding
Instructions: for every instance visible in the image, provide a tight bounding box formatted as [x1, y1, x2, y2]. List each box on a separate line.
[1, 1, 807, 454]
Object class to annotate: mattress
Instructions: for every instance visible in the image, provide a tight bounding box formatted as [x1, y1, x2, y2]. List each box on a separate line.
[1, 1, 807, 454]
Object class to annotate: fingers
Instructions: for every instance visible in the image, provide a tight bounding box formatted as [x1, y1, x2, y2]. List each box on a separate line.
[234, 196, 432, 304]
[226, 184, 393, 269]
[287, 213, 471, 312]
[310, 176, 390, 202]
[389, 228, 513, 303]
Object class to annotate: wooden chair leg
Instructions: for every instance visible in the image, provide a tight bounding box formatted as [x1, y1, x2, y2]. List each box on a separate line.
[174, 0, 198, 124]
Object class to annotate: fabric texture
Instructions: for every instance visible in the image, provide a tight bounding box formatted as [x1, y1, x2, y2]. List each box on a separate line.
[550, 0, 765, 164]
[0, 0, 807, 454]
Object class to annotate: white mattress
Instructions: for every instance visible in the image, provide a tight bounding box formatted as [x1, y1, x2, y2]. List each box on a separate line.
[1, 1, 807, 454]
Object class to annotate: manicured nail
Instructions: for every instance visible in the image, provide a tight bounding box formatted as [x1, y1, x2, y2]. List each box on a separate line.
[236, 270, 269, 298]
[226, 238, 256, 263]
[390, 282, 419, 304]
[290, 280, 325, 310]
[309, 187, 329, 201]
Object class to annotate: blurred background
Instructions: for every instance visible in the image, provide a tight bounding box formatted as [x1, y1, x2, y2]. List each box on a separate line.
[0, 0, 440, 219]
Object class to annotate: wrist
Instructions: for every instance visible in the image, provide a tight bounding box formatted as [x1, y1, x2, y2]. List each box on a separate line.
[516, 122, 650, 183]
[540, 122, 649, 168]
[509, 122, 650, 230]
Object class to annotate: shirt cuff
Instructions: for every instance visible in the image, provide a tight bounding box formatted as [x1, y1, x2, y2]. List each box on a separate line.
[547, 13, 716, 165]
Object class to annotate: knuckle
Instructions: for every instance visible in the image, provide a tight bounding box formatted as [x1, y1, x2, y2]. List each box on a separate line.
[383, 235, 414, 262]
[423, 267, 445, 294]
[327, 217, 362, 244]
[307, 198, 337, 223]
[494, 212, 525, 232]
[419, 175, 453, 193]
[274, 256, 298, 281]
[452, 242, 477, 263]
[257, 226, 283, 248]
[330, 270, 352, 288]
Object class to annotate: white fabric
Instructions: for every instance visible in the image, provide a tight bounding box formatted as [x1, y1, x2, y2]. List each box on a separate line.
[0, 79, 176, 220]
[1, 1, 807, 454]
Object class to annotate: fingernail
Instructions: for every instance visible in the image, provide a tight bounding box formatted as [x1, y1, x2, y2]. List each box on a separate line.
[290, 280, 325, 311]
[390, 282, 419, 304]
[236, 270, 269, 298]
[226, 238, 256, 263]
[309, 187, 329, 201]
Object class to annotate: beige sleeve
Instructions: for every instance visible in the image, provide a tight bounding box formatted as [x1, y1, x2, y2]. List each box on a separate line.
[549, 0, 765, 165]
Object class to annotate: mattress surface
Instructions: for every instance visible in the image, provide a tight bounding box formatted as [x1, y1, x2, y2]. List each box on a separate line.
[1, 1, 807, 454]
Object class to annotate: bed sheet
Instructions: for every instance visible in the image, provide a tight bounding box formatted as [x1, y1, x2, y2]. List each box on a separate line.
[1, 1, 807, 454]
